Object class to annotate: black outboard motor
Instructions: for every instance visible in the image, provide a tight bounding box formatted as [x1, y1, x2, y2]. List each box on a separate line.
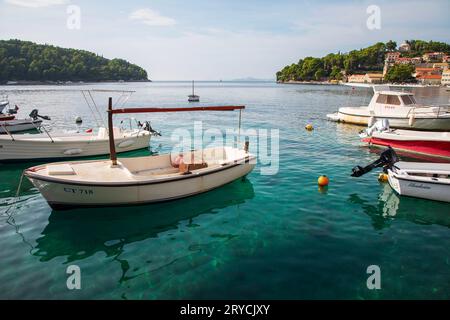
[351, 147, 399, 177]
[139, 120, 161, 136]
[29, 109, 51, 121]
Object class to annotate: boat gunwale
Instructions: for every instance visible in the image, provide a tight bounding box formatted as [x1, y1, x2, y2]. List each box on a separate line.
[337, 110, 450, 119]
[390, 170, 450, 186]
[24, 155, 256, 187]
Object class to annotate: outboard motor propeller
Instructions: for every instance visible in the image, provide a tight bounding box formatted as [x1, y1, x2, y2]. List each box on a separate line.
[29, 109, 51, 121]
[351, 147, 399, 177]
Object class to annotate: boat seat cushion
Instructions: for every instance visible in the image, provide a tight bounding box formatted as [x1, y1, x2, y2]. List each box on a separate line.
[47, 164, 76, 175]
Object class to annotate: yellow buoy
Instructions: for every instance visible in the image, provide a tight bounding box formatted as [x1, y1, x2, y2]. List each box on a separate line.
[305, 124, 314, 131]
[318, 175, 329, 187]
[378, 173, 389, 182]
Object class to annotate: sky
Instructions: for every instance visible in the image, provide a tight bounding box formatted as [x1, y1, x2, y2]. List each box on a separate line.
[0, 0, 449, 80]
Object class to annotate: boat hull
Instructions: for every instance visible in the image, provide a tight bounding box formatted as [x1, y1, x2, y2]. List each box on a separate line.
[0, 133, 151, 162]
[0, 119, 42, 133]
[388, 170, 450, 202]
[27, 161, 255, 209]
[329, 112, 450, 131]
[363, 137, 450, 160]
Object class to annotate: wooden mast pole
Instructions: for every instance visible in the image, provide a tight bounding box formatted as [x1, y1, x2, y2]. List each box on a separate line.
[108, 97, 118, 166]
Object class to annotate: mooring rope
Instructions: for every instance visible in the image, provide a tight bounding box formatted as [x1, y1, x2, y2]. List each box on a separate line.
[3, 170, 25, 222]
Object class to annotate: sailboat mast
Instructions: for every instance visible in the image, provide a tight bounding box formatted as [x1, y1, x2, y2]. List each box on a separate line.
[192, 80, 194, 95]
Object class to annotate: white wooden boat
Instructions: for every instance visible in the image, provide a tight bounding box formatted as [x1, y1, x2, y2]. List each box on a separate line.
[0, 127, 151, 162]
[327, 86, 450, 130]
[387, 162, 450, 203]
[188, 80, 200, 102]
[24, 102, 253, 209]
[25, 146, 255, 209]
[351, 147, 450, 203]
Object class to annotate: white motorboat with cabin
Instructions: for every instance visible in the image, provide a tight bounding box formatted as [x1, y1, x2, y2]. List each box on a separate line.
[352, 147, 450, 203]
[327, 86, 450, 130]
[24, 102, 255, 209]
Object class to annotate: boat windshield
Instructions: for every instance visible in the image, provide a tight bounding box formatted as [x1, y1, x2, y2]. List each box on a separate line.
[401, 95, 416, 105]
[376, 94, 403, 105]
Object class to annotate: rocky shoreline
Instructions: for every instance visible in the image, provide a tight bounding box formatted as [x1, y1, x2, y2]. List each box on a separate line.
[1, 79, 152, 86]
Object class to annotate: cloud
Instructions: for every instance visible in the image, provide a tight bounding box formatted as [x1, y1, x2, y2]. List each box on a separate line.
[5, 0, 68, 7]
[129, 8, 176, 27]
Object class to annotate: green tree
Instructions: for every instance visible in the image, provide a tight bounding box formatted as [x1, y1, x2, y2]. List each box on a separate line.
[386, 40, 397, 51]
[384, 64, 416, 83]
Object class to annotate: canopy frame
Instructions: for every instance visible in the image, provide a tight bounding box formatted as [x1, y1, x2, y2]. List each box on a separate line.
[107, 98, 245, 165]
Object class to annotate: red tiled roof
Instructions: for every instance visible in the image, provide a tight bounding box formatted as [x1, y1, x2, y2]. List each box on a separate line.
[416, 74, 442, 79]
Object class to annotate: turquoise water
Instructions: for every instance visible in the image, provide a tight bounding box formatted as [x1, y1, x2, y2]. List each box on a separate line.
[0, 82, 449, 299]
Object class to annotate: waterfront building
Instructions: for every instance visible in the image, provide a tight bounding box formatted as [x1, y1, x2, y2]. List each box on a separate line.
[347, 74, 366, 83]
[385, 51, 401, 63]
[441, 69, 450, 85]
[416, 74, 442, 85]
[422, 52, 445, 62]
[364, 73, 383, 83]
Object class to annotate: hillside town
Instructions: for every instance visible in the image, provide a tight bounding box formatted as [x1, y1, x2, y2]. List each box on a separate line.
[347, 41, 449, 86]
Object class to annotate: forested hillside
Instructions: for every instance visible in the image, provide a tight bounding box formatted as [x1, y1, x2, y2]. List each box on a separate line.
[276, 40, 450, 82]
[0, 39, 148, 83]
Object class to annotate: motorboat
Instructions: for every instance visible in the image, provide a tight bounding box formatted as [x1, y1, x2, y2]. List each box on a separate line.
[0, 94, 9, 112]
[360, 120, 450, 160]
[0, 125, 152, 162]
[24, 102, 255, 209]
[327, 86, 450, 130]
[0, 114, 15, 121]
[188, 80, 200, 102]
[351, 147, 450, 203]
[0, 109, 48, 134]
[0, 95, 15, 121]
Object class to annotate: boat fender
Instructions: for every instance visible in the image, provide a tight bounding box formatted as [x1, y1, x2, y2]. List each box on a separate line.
[117, 139, 136, 148]
[408, 114, 415, 127]
[368, 116, 375, 127]
[63, 148, 83, 155]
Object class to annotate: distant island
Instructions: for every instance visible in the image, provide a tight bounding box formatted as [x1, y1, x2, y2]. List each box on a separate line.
[276, 40, 450, 86]
[0, 39, 149, 84]
[231, 77, 275, 82]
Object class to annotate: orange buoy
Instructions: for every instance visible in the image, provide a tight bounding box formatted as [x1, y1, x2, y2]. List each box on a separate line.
[318, 175, 329, 187]
[305, 124, 314, 131]
[378, 173, 389, 182]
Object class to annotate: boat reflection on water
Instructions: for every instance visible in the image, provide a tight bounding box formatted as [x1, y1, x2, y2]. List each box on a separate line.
[33, 178, 255, 265]
[348, 184, 450, 230]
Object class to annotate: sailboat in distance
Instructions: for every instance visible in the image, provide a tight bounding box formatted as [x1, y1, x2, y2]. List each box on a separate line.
[188, 80, 200, 102]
